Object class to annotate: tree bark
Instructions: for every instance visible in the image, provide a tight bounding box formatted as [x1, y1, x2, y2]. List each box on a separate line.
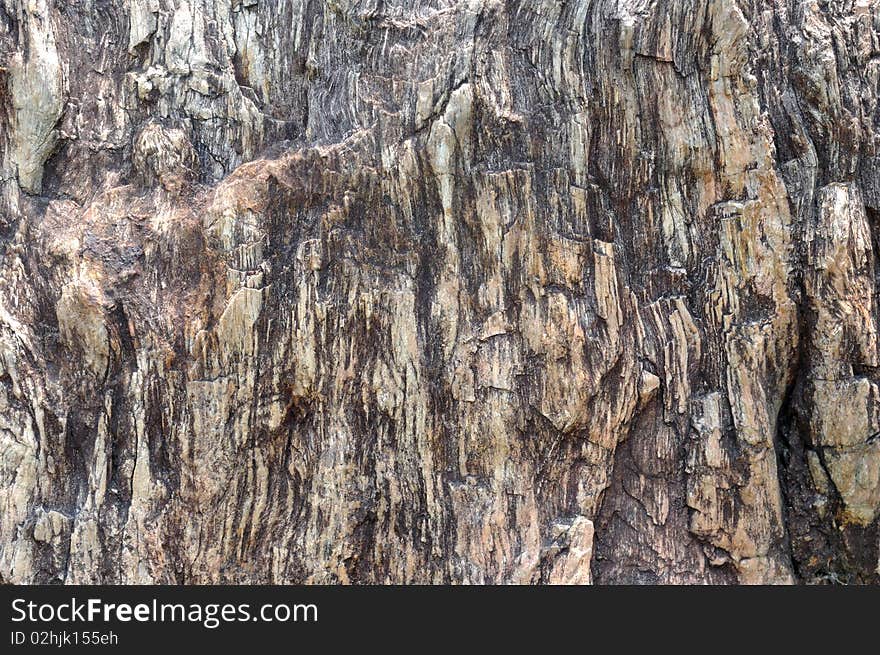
[1, 0, 878, 584]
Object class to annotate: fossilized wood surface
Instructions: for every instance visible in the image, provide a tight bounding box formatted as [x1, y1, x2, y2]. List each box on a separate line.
[0, 0, 879, 584]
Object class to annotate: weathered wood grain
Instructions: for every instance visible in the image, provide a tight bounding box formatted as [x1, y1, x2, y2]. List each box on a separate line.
[0, 0, 878, 584]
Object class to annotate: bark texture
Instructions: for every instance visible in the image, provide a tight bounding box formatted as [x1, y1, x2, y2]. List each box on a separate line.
[1, 0, 879, 585]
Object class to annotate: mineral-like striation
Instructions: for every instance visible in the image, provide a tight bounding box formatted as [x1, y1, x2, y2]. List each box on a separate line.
[1, 0, 878, 584]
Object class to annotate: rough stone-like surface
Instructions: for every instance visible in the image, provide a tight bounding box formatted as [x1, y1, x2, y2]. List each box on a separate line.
[1, 0, 879, 584]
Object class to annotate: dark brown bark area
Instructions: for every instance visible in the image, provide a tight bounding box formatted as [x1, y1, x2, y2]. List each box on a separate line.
[0, 0, 878, 584]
